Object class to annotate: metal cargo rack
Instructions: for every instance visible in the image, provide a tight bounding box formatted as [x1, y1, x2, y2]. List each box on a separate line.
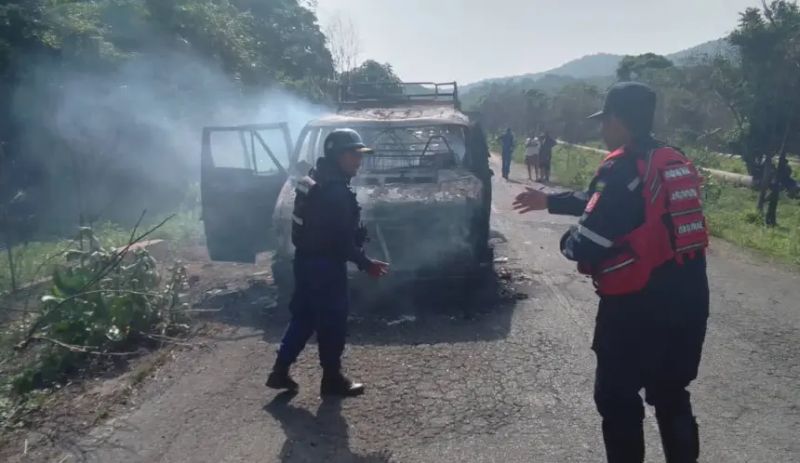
[338, 81, 460, 109]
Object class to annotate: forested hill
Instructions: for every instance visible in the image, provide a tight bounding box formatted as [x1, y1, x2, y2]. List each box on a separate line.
[462, 38, 734, 92]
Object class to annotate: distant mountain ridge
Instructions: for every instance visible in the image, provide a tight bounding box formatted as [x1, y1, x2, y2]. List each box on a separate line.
[462, 38, 734, 93]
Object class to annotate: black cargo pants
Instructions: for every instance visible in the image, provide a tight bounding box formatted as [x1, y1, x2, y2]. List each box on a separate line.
[592, 257, 709, 463]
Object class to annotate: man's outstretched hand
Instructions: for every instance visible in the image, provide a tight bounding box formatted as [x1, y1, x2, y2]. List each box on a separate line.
[512, 187, 549, 214]
[367, 259, 390, 278]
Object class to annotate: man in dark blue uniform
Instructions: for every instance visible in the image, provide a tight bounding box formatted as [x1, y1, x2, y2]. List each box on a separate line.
[267, 128, 389, 397]
[499, 128, 515, 180]
[513, 83, 709, 462]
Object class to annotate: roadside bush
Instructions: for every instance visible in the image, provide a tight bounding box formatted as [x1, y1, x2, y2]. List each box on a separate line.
[1, 212, 202, 294]
[8, 227, 189, 394]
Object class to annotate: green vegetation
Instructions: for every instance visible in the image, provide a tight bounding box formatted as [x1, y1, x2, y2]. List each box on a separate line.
[462, 39, 732, 98]
[1, 226, 190, 428]
[550, 145, 604, 189]
[704, 182, 800, 265]
[0, 0, 334, 93]
[1, 211, 202, 294]
[549, 145, 800, 266]
[682, 148, 748, 174]
[468, 1, 800, 228]
[0, 0, 336, 266]
[1, 223, 129, 295]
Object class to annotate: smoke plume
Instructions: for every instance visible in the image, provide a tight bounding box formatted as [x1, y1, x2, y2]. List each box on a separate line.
[12, 50, 327, 233]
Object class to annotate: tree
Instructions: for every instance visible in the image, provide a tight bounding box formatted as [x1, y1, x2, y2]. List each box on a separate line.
[342, 59, 402, 98]
[345, 60, 400, 84]
[550, 82, 603, 142]
[523, 89, 550, 136]
[617, 53, 674, 80]
[724, 0, 800, 225]
[325, 11, 360, 76]
[0, 0, 338, 244]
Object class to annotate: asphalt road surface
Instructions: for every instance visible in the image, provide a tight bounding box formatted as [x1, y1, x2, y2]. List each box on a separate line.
[52, 156, 798, 462]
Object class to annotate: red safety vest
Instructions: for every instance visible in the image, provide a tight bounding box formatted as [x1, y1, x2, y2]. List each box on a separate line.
[579, 146, 709, 296]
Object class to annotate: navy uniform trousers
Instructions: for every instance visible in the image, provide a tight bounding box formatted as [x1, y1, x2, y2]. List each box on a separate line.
[593, 257, 709, 462]
[276, 255, 349, 372]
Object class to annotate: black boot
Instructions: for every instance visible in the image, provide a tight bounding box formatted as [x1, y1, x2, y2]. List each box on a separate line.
[601, 419, 645, 463]
[266, 361, 298, 391]
[321, 370, 364, 397]
[657, 415, 699, 463]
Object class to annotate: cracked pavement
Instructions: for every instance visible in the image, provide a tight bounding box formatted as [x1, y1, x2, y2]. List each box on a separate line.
[42, 158, 800, 462]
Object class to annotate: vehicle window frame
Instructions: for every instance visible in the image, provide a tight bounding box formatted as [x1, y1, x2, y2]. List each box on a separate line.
[297, 123, 468, 166]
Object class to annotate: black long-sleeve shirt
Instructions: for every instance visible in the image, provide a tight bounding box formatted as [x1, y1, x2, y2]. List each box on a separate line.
[292, 158, 371, 270]
[315, 182, 371, 269]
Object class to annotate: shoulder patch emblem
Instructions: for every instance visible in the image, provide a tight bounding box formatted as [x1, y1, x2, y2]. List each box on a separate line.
[594, 180, 606, 193]
[585, 191, 601, 213]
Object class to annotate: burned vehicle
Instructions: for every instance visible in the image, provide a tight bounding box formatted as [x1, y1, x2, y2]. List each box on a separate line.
[200, 82, 493, 302]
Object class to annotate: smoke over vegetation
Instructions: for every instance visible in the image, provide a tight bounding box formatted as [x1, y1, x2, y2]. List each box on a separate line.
[0, 0, 336, 242]
[10, 51, 328, 235]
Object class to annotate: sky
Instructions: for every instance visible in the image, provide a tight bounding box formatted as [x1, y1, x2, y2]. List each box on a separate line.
[315, 0, 762, 84]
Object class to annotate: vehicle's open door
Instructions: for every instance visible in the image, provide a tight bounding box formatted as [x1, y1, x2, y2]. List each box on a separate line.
[201, 123, 292, 263]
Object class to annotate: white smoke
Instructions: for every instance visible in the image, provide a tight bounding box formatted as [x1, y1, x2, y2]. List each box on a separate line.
[13, 50, 329, 230]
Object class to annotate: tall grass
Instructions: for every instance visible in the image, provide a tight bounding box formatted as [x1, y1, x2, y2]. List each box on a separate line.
[550, 145, 603, 189]
[703, 182, 800, 265]
[0, 211, 203, 294]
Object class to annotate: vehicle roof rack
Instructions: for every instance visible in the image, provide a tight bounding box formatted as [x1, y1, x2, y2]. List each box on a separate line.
[338, 81, 460, 110]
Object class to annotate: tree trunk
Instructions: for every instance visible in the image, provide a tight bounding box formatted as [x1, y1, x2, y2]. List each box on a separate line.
[765, 149, 791, 226]
[764, 118, 793, 225]
[765, 179, 779, 226]
[757, 159, 773, 213]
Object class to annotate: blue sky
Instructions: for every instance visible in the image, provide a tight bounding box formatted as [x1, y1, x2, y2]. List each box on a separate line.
[316, 0, 761, 84]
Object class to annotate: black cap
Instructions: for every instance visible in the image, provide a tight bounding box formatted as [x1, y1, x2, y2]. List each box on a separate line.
[323, 128, 374, 157]
[588, 82, 656, 135]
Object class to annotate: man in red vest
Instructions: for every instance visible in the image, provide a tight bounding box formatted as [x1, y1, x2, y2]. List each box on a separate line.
[513, 82, 709, 463]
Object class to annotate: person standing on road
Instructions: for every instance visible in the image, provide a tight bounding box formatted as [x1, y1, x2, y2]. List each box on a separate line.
[513, 82, 710, 463]
[266, 128, 390, 397]
[538, 131, 557, 182]
[525, 135, 541, 181]
[499, 128, 515, 180]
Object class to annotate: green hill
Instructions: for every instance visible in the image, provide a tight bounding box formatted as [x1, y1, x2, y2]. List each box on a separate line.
[462, 38, 734, 97]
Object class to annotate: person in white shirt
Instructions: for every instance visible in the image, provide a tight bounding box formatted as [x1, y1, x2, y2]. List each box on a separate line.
[524, 135, 541, 181]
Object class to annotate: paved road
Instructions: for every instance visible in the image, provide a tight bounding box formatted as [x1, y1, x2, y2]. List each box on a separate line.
[49, 157, 799, 463]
